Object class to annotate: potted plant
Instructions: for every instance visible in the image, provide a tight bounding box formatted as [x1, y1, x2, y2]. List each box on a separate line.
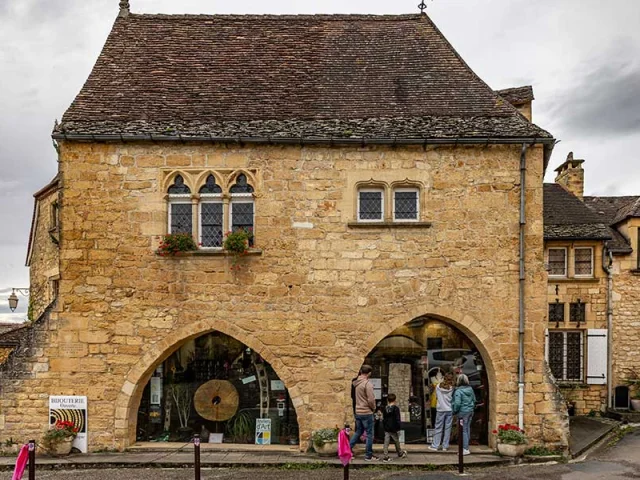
[169, 383, 193, 440]
[223, 228, 253, 269]
[42, 420, 78, 456]
[226, 410, 254, 443]
[631, 389, 640, 412]
[157, 233, 197, 256]
[493, 423, 527, 457]
[311, 427, 339, 456]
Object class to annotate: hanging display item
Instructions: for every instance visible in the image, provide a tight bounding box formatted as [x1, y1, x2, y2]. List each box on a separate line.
[194, 380, 240, 421]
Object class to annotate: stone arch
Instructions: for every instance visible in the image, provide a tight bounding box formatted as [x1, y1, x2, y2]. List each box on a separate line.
[113, 318, 303, 449]
[228, 169, 258, 193]
[162, 170, 197, 194]
[193, 170, 225, 193]
[348, 304, 498, 444]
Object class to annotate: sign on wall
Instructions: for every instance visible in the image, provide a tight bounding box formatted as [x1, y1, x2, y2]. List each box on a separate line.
[255, 418, 271, 445]
[49, 396, 88, 453]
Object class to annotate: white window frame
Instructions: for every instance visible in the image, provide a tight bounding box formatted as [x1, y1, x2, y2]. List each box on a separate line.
[357, 188, 385, 222]
[230, 194, 255, 233]
[574, 247, 594, 278]
[167, 195, 193, 234]
[547, 330, 584, 383]
[548, 247, 568, 277]
[392, 187, 420, 222]
[198, 194, 224, 249]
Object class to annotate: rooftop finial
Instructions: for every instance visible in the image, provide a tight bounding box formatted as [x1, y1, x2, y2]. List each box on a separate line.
[418, 1, 427, 13]
[119, 0, 130, 17]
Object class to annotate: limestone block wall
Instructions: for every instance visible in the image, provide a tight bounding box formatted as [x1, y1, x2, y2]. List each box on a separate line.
[612, 225, 640, 391]
[1, 141, 568, 450]
[28, 187, 60, 321]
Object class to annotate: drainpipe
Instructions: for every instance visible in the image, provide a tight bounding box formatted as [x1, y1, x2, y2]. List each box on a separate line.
[603, 249, 614, 409]
[518, 143, 529, 430]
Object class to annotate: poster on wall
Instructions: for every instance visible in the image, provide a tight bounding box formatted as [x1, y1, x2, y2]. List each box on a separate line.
[255, 418, 271, 445]
[370, 378, 383, 400]
[49, 396, 88, 453]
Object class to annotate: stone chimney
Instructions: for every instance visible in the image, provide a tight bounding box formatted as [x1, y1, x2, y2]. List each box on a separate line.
[554, 152, 585, 200]
[119, 0, 130, 18]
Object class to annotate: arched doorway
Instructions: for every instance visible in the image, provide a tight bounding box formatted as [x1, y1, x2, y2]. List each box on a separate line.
[136, 330, 299, 446]
[363, 316, 489, 445]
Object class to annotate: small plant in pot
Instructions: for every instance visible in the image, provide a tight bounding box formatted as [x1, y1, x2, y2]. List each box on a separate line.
[42, 420, 78, 456]
[157, 233, 197, 256]
[223, 228, 253, 270]
[311, 427, 339, 456]
[493, 424, 527, 457]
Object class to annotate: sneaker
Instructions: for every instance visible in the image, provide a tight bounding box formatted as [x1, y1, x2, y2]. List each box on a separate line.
[364, 455, 379, 461]
[463, 449, 471, 456]
[428, 446, 439, 452]
[400, 450, 408, 458]
[382, 457, 392, 463]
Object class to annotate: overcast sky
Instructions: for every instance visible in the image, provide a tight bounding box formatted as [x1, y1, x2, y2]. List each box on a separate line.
[1, 0, 639, 322]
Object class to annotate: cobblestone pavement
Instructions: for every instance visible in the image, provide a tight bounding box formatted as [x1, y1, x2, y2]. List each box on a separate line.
[7, 428, 639, 480]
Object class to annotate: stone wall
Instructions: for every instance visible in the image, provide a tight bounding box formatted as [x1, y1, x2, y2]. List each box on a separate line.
[612, 220, 640, 392]
[1, 141, 568, 451]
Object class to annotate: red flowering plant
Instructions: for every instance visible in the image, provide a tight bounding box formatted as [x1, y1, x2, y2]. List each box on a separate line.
[492, 424, 527, 445]
[42, 420, 79, 450]
[157, 233, 197, 256]
[223, 228, 253, 270]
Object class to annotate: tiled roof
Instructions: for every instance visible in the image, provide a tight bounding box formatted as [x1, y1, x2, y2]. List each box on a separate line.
[55, 14, 551, 141]
[583, 195, 640, 253]
[543, 184, 612, 241]
[496, 86, 534, 106]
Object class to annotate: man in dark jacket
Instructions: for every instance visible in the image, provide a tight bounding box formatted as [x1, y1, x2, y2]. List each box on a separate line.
[349, 364, 378, 460]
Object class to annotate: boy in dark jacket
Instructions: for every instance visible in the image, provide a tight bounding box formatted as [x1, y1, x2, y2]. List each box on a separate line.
[381, 394, 408, 462]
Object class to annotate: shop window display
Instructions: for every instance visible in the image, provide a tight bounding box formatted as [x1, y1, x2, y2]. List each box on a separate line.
[364, 317, 488, 445]
[137, 331, 299, 445]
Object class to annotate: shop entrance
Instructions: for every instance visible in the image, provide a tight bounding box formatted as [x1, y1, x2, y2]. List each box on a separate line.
[364, 316, 489, 445]
[136, 331, 299, 446]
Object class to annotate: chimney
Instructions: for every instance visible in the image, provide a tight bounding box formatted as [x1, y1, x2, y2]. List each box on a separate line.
[119, 0, 130, 18]
[554, 152, 585, 200]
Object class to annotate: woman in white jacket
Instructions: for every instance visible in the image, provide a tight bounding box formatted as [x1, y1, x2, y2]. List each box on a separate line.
[428, 373, 454, 451]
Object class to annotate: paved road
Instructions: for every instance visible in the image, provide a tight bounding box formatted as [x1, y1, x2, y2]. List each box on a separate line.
[6, 428, 639, 480]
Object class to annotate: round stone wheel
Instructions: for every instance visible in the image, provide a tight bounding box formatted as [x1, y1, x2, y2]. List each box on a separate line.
[194, 380, 240, 421]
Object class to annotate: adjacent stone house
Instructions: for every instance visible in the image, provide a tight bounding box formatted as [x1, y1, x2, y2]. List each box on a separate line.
[1, 3, 571, 451]
[544, 154, 640, 414]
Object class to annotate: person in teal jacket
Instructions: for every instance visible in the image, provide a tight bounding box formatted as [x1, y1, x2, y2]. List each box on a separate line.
[452, 374, 475, 455]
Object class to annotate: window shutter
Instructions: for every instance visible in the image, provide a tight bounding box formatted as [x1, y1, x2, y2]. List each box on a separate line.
[586, 329, 607, 385]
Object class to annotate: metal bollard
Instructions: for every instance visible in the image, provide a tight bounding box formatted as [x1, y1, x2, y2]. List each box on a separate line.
[28, 440, 36, 480]
[194, 434, 201, 480]
[457, 418, 464, 474]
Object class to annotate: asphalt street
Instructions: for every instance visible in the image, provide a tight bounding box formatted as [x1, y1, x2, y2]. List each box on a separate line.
[6, 428, 639, 480]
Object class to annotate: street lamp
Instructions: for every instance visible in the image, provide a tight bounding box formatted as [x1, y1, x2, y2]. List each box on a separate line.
[8, 288, 30, 312]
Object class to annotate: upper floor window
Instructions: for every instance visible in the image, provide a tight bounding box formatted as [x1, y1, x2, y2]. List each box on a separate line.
[165, 171, 257, 249]
[570, 301, 586, 324]
[548, 248, 567, 277]
[358, 189, 384, 222]
[549, 302, 565, 324]
[50, 201, 59, 230]
[574, 248, 593, 277]
[393, 188, 419, 221]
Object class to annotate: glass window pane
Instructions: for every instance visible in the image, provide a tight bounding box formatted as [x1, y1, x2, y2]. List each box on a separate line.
[359, 191, 383, 220]
[566, 332, 582, 381]
[549, 332, 564, 380]
[170, 203, 192, 234]
[201, 203, 223, 247]
[230, 174, 254, 194]
[199, 175, 222, 194]
[231, 202, 254, 246]
[394, 191, 418, 220]
[570, 302, 586, 323]
[549, 303, 564, 323]
[168, 175, 191, 194]
[575, 248, 592, 276]
[548, 249, 566, 276]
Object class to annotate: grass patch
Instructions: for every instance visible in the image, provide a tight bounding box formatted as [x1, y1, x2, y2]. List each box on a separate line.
[606, 425, 634, 449]
[524, 446, 562, 456]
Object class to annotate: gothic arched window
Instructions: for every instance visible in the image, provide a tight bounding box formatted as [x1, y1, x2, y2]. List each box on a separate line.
[167, 175, 192, 234]
[199, 175, 224, 248]
[229, 174, 255, 246]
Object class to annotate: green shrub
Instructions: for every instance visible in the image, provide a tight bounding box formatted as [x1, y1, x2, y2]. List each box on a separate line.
[157, 233, 197, 256]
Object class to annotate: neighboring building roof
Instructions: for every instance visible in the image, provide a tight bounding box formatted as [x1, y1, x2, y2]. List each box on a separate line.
[583, 195, 640, 254]
[495, 86, 534, 106]
[26, 174, 60, 267]
[54, 14, 552, 142]
[543, 183, 612, 241]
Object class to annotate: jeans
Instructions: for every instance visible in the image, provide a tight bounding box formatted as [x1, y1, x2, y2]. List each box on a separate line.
[383, 431, 402, 457]
[350, 414, 374, 458]
[430, 411, 453, 449]
[458, 412, 473, 451]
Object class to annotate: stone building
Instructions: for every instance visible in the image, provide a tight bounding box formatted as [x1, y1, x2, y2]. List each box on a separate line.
[544, 154, 640, 415]
[1, 4, 571, 451]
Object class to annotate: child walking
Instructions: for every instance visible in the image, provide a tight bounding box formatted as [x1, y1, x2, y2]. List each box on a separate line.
[428, 373, 454, 451]
[381, 393, 408, 462]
